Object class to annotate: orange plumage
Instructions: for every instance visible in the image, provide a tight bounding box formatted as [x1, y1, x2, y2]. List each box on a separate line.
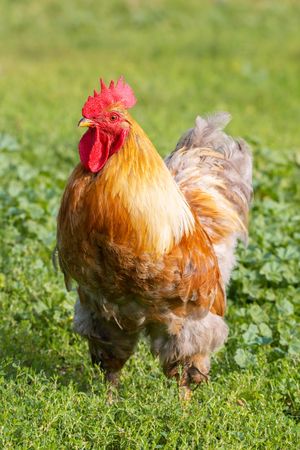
[57, 78, 252, 395]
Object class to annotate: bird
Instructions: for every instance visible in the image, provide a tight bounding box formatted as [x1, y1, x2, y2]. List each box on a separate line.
[56, 76, 252, 398]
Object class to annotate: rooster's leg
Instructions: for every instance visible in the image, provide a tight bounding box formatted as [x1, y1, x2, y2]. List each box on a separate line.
[163, 354, 210, 400]
[74, 298, 140, 397]
[148, 311, 228, 400]
[88, 326, 140, 404]
[148, 324, 210, 399]
[88, 325, 139, 385]
[184, 354, 211, 384]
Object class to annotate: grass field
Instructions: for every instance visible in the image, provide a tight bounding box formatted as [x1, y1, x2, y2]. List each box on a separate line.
[0, 0, 299, 448]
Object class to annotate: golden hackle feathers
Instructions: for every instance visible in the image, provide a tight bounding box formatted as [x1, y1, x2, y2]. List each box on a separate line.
[58, 118, 194, 256]
[92, 117, 196, 256]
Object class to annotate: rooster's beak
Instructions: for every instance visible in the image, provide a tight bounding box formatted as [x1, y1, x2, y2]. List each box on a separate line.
[78, 118, 94, 128]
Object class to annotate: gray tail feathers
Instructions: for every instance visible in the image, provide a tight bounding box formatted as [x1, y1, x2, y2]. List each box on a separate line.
[175, 112, 252, 190]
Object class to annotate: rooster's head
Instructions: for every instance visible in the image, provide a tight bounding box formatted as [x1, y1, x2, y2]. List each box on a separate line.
[78, 77, 136, 173]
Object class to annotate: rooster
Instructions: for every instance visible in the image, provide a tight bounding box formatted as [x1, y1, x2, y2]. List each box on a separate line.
[57, 77, 252, 397]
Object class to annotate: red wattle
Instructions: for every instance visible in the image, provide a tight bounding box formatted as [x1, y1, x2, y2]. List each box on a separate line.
[78, 128, 110, 173]
[78, 128, 128, 173]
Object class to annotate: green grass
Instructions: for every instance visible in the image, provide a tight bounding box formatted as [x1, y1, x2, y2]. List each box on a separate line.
[0, 0, 299, 448]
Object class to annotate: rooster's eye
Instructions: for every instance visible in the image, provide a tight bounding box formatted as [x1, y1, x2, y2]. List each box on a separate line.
[109, 113, 119, 122]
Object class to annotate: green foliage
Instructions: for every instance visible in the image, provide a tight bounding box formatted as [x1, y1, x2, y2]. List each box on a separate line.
[0, 0, 299, 448]
[229, 148, 300, 364]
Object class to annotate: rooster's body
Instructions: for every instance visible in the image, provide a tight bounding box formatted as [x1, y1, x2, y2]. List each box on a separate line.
[57, 78, 252, 392]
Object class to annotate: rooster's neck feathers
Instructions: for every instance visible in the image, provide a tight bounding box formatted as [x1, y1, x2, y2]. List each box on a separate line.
[96, 118, 195, 254]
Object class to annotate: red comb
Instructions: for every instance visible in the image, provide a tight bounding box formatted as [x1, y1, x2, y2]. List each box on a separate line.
[82, 76, 136, 118]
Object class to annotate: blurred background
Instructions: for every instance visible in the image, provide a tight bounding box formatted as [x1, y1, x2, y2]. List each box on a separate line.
[1, 0, 300, 159]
